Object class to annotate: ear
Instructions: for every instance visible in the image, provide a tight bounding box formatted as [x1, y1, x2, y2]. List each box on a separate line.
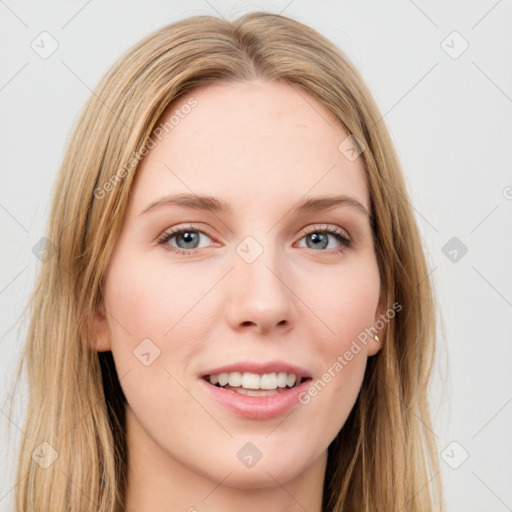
[91, 298, 112, 352]
[367, 294, 388, 357]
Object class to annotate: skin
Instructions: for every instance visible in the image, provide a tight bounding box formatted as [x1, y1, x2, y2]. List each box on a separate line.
[93, 79, 386, 512]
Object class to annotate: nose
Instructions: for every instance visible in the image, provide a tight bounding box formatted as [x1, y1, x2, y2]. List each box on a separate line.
[224, 243, 298, 336]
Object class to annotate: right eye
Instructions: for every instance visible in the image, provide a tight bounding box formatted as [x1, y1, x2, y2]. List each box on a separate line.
[156, 225, 216, 256]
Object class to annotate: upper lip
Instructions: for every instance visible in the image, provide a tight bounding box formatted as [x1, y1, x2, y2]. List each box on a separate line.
[200, 360, 312, 379]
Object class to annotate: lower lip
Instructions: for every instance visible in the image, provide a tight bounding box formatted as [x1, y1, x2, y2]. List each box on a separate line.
[199, 377, 312, 420]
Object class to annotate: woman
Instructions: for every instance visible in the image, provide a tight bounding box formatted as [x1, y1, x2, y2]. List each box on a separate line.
[11, 11, 443, 512]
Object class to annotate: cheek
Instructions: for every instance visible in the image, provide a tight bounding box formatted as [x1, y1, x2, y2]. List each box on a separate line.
[302, 258, 380, 349]
[299, 260, 379, 404]
[104, 252, 216, 344]
[101, 256, 204, 423]
[102, 252, 221, 400]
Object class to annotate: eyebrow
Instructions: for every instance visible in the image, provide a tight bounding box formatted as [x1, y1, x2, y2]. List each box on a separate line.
[138, 193, 370, 217]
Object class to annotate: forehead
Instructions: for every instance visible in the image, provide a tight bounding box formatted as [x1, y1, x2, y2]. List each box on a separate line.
[130, 80, 369, 216]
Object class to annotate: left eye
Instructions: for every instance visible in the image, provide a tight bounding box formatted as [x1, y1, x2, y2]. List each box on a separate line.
[157, 225, 351, 255]
[296, 229, 350, 252]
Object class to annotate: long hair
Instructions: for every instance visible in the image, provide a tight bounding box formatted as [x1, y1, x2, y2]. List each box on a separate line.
[9, 11, 443, 511]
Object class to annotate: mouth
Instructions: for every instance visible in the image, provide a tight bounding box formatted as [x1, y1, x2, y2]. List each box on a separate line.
[197, 361, 314, 419]
[201, 372, 312, 397]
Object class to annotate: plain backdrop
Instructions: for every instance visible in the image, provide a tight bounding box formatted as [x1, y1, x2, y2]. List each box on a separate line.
[1, 1, 511, 511]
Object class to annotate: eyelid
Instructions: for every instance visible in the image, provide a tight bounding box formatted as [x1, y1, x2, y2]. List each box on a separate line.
[296, 223, 351, 242]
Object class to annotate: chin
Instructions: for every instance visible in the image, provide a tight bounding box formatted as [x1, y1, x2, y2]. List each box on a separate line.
[219, 465, 303, 490]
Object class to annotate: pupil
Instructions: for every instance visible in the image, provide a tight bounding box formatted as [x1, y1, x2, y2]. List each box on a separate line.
[178, 231, 199, 249]
[309, 233, 327, 249]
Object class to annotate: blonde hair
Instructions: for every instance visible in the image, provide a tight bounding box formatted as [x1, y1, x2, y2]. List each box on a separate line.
[9, 11, 443, 512]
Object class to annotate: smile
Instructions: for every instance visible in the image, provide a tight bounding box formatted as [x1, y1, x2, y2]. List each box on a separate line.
[205, 371, 305, 392]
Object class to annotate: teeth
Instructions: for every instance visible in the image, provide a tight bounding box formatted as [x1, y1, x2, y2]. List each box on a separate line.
[228, 372, 243, 387]
[207, 371, 304, 390]
[242, 372, 260, 389]
[260, 373, 274, 389]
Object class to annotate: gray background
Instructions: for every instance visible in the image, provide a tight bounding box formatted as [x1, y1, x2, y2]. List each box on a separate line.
[1, 1, 511, 511]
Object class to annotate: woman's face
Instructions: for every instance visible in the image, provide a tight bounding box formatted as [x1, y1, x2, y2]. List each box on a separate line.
[94, 79, 385, 491]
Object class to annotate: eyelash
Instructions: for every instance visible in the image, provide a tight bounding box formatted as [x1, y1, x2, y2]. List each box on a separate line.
[156, 224, 352, 257]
